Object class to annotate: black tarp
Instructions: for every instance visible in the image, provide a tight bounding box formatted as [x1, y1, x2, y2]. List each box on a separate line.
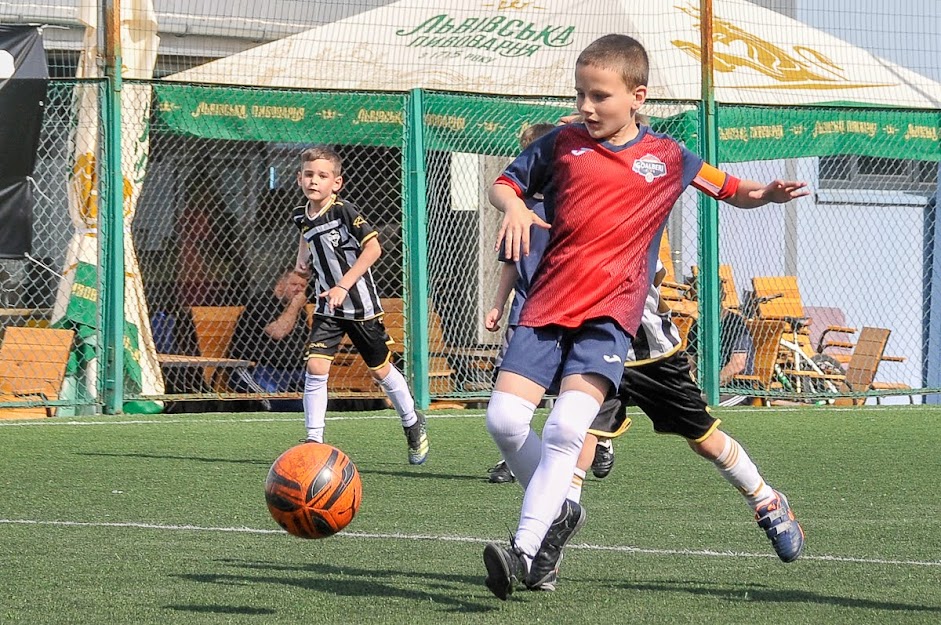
[0, 26, 48, 259]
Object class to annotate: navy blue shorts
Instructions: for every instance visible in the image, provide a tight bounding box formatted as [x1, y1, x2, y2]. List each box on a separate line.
[498, 318, 631, 392]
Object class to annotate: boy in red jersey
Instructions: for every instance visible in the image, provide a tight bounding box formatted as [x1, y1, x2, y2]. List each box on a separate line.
[482, 34, 809, 600]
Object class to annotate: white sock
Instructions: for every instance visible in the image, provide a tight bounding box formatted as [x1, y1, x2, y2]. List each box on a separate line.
[486, 391, 540, 489]
[515, 390, 599, 556]
[567, 467, 587, 504]
[713, 434, 776, 509]
[303, 373, 329, 442]
[377, 365, 417, 428]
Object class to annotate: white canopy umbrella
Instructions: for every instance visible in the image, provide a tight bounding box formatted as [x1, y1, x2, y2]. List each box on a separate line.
[168, 0, 941, 109]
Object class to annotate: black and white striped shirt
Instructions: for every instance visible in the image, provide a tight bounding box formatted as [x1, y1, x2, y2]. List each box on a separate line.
[626, 261, 683, 366]
[292, 197, 383, 320]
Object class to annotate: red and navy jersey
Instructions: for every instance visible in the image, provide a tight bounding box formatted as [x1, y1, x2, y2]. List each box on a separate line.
[495, 124, 738, 336]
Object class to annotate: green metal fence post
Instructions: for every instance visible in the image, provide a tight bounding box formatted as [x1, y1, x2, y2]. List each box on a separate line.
[404, 88, 430, 408]
[101, 0, 125, 414]
[698, 0, 721, 405]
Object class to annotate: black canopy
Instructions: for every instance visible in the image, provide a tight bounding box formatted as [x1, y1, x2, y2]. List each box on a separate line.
[0, 25, 48, 260]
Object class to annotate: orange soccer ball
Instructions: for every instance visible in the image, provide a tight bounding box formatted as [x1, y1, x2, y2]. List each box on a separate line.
[264, 442, 362, 539]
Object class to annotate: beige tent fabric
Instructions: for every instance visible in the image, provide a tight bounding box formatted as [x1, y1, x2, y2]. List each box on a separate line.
[168, 0, 941, 108]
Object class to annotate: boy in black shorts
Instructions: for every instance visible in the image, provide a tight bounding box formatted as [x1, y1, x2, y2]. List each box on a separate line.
[533, 263, 803, 591]
[293, 146, 428, 464]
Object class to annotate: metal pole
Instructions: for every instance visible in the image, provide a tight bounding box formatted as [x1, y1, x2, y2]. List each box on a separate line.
[405, 88, 430, 408]
[697, 0, 721, 405]
[783, 159, 799, 275]
[101, 0, 125, 413]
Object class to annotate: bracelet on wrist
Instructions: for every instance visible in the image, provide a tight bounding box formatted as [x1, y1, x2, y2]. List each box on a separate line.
[337, 285, 349, 292]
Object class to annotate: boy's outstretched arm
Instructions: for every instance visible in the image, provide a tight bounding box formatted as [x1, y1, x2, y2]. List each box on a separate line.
[489, 182, 550, 261]
[727, 178, 810, 209]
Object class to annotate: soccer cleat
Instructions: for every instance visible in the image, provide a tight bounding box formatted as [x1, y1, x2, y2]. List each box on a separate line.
[755, 490, 805, 563]
[591, 439, 615, 478]
[526, 499, 586, 590]
[488, 460, 516, 484]
[483, 542, 528, 600]
[403, 411, 429, 465]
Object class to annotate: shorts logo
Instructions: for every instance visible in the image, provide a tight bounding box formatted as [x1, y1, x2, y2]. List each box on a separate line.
[0, 51, 15, 79]
[632, 154, 667, 183]
[603, 354, 622, 364]
[309, 342, 328, 349]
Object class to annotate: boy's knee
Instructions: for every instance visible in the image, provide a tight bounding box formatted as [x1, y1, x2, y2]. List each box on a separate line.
[541, 416, 585, 452]
[486, 391, 535, 440]
[306, 357, 330, 376]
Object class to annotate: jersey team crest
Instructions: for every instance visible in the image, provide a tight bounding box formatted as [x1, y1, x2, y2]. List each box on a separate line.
[632, 154, 668, 183]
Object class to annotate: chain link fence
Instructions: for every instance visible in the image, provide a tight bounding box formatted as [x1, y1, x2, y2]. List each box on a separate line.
[1, 79, 104, 418]
[3, 0, 940, 415]
[6, 79, 940, 415]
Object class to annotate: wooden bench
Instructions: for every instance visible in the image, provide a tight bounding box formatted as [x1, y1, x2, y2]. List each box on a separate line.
[0, 327, 75, 419]
[157, 306, 254, 393]
[306, 298, 454, 397]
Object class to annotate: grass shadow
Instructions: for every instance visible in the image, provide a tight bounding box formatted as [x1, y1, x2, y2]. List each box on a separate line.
[173, 558, 500, 614]
[616, 579, 941, 613]
[77, 451, 269, 465]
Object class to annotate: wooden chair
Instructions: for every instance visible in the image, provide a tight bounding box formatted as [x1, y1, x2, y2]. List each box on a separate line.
[190, 306, 245, 388]
[832, 327, 910, 406]
[0, 327, 75, 419]
[804, 306, 855, 365]
[690, 264, 741, 312]
[673, 314, 694, 351]
[658, 231, 698, 318]
[750, 276, 856, 363]
[731, 319, 786, 405]
[782, 326, 911, 405]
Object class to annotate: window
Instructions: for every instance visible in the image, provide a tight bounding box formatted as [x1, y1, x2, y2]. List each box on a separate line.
[820, 155, 938, 193]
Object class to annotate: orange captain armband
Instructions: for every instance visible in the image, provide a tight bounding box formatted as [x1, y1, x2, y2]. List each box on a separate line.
[693, 162, 739, 200]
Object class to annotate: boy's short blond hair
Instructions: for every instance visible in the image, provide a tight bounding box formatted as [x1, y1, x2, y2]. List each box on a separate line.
[577, 34, 649, 90]
[519, 123, 555, 150]
[299, 146, 342, 177]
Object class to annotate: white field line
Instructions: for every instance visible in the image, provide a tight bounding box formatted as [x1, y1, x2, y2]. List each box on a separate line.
[0, 413, 482, 428]
[1, 518, 938, 568]
[0, 404, 925, 429]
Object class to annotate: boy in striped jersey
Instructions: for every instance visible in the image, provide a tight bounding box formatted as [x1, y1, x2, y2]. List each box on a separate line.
[534, 262, 803, 591]
[293, 147, 428, 465]
[483, 34, 808, 599]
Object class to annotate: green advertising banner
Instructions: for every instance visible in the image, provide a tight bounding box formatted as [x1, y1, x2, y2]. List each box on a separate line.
[717, 106, 941, 163]
[154, 84, 406, 147]
[421, 92, 572, 156]
[155, 84, 939, 163]
[154, 84, 575, 156]
[53, 261, 144, 392]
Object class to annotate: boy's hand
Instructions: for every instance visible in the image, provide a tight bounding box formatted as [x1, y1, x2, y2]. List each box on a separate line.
[294, 265, 311, 279]
[484, 306, 503, 332]
[755, 179, 810, 204]
[319, 285, 348, 310]
[496, 203, 550, 262]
